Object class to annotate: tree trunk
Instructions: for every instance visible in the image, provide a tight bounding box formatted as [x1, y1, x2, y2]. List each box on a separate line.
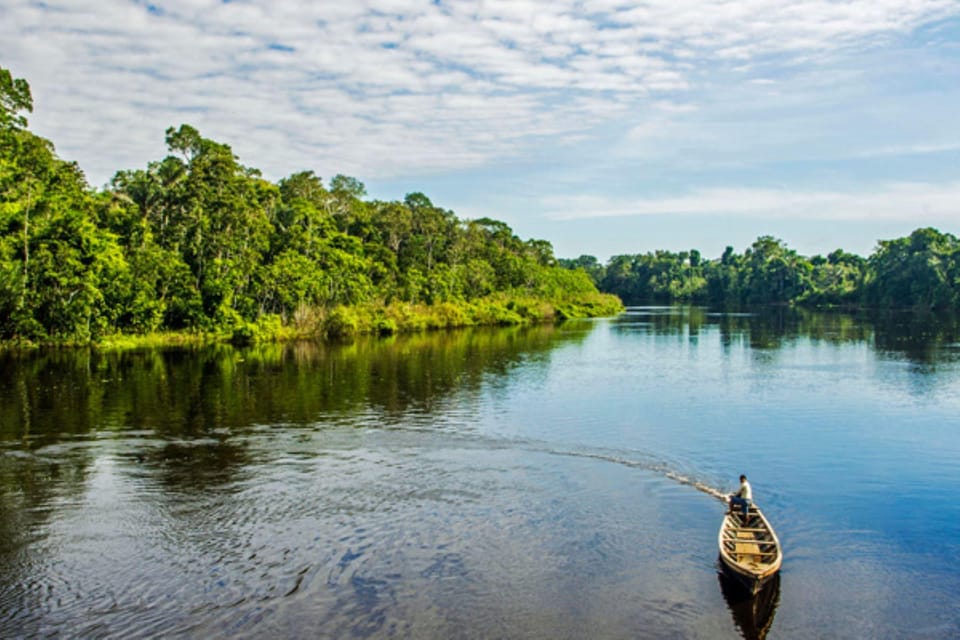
[20, 188, 32, 313]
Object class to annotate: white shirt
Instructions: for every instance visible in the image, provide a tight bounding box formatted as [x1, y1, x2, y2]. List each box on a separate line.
[738, 479, 752, 501]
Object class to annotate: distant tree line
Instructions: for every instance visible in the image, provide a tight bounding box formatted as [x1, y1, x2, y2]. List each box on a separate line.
[561, 229, 960, 310]
[0, 68, 619, 344]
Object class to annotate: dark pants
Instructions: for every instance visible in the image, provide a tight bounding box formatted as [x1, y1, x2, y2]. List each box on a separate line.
[730, 496, 750, 518]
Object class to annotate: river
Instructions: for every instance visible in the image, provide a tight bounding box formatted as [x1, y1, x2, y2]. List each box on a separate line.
[1, 307, 959, 638]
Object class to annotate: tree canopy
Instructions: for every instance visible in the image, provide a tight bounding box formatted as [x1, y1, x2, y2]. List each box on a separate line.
[0, 67, 621, 344]
[568, 228, 959, 310]
[3, 65, 957, 346]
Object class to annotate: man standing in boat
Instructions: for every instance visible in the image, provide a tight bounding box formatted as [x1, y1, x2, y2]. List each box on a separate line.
[729, 474, 752, 519]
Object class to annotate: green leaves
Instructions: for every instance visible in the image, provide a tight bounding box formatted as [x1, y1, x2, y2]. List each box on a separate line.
[573, 229, 960, 311]
[0, 67, 32, 131]
[600, 250, 710, 304]
[866, 228, 959, 310]
[0, 69, 619, 344]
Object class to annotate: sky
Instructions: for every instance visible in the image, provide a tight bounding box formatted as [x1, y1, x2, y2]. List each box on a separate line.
[2, 0, 959, 261]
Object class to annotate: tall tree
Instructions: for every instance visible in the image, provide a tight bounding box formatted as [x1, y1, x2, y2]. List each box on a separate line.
[0, 67, 32, 131]
[866, 228, 958, 309]
[1, 69, 128, 340]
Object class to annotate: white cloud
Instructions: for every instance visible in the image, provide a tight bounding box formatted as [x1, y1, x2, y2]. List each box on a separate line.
[541, 181, 960, 222]
[0, 0, 957, 187]
[852, 142, 960, 158]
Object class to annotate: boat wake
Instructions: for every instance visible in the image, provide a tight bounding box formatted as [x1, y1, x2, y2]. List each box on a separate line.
[404, 426, 732, 504]
[664, 471, 730, 502]
[320, 419, 735, 505]
[533, 444, 730, 502]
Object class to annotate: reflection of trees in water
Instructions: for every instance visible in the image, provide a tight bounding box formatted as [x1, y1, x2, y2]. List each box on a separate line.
[614, 306, 872, 349]
[0, 349, 112, 442]
[719, 307, 873, 351]
[0, 324, 591, 519]
[718, 571, 781, 640]
[0, 324, 592, 626]
[868, 311, 960, 366]
[0, 445, 95, 631]
[144, 439, 253, 494]
[613, 305, 960, 367]
[132, 324, 584, 431]
[0, 454, 92, 551]
[1, 324, 588, 440]
[0, 351, 102, 586]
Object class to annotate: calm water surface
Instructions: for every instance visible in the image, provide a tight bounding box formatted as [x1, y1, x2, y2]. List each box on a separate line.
[1, 307, 959, 639]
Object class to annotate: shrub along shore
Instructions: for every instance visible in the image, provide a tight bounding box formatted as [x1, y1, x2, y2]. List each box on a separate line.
[89, 294, 624, 350]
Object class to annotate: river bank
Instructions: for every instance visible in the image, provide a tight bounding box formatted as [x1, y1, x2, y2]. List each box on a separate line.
[1, 292, 624, 351]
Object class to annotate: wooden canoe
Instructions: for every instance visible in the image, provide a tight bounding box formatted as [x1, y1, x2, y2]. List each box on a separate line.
[718, 503, 782, 595]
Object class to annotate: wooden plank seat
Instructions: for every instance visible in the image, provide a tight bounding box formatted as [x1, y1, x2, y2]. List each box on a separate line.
[722, 537, 776, 545]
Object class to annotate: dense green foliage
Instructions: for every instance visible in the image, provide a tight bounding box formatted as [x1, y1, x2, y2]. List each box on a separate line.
[5, 64, 955, 347]
[562, 229, 960, 310]
[0, 69, 621, 345]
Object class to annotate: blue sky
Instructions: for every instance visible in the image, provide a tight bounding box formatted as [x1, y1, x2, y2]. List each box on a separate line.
[3, 0, 959, 260]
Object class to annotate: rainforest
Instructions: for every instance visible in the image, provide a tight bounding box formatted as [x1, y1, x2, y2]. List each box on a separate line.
[3, 66, 958, 348]
[0, 68, 621, 346]
[564, 228, 960, 309]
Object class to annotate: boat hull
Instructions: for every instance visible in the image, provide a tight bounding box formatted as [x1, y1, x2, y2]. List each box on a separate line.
[719, 554, 778, 595]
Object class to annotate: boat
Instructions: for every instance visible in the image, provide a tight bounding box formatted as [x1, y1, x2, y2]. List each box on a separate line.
[718, 503, 782, 595]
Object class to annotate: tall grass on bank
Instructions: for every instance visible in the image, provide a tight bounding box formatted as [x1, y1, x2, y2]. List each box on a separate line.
[5, 291, 623, 351]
